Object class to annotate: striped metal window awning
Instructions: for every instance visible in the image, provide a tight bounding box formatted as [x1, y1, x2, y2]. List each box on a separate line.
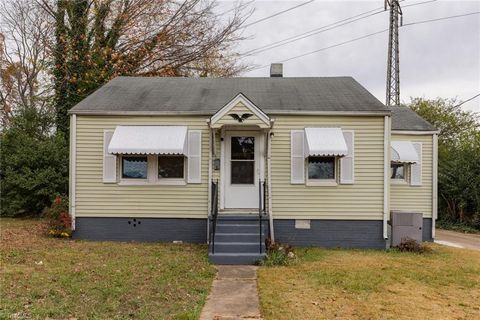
[108, 126, 188, 155]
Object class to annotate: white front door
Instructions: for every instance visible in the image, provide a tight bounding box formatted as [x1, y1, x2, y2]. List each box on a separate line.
[224, 131, 263, 209]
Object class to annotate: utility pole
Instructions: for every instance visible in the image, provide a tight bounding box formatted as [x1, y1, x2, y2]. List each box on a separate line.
[385, 0, 403, 106]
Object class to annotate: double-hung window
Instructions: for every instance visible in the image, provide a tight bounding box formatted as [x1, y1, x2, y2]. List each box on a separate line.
[158, 156, 185, 179]
[308, 156, 336, 180]
[122, 156, 148, 179]
[391, 163, 407, 181]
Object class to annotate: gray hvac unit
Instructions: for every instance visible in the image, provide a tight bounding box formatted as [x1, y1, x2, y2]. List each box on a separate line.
[391, 211, 423, 247]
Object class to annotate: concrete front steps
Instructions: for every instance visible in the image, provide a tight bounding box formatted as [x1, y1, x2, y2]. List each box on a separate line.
[208, 215, 268, 265]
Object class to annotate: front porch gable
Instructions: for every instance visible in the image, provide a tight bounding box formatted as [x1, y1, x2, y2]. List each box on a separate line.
[209, 93, 272, 129]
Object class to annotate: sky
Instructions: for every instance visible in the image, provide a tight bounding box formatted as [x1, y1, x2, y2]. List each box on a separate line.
[216, 0, 480, 112]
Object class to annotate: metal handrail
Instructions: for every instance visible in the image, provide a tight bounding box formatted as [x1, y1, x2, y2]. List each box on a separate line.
[210, 180, 219, 254]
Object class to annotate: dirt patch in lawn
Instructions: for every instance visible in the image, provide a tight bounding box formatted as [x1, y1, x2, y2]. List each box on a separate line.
[0, 218, 215, 320]
[257, 246, 480, 320]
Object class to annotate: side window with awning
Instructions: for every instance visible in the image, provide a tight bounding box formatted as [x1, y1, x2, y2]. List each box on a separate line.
[291, 128, 352, 185]
[390, 140, 422, 186]
[102, 125, 201, 184]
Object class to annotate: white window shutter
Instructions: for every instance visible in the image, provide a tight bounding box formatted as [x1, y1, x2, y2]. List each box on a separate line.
[411, 142, 422, 186]
[187, 130, 202, 183]
[103, 130, 117, 183]
[291, 130, 305, 184]
[340, 130, 355, 184]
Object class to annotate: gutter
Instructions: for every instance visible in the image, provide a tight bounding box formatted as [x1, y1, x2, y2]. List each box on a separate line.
[68, 110, 392, 117]
[391, 130, 440, 135]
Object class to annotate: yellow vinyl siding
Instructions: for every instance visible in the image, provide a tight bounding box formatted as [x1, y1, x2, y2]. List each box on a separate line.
[270, 116, 386, 220]
[75, 116, 209, 218]
[213, 103, 268, 128]
[390, 134, 433, 218]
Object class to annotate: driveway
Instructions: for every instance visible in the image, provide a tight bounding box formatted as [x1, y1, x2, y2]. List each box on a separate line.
[435, 229, 480, 250]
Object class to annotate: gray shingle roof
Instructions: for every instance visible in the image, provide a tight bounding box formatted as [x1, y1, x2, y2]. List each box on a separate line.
[69, 76, 390, 114]
[70, 76, 435, 131]
[391, 106, 437, 131]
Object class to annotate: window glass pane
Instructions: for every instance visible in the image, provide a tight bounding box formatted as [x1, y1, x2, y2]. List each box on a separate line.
[122, 156, 148, 179]
[158, 156, 184, 178]
[231, 136, 255, 160]
[231, 161, 254, 184]
[391, 163, 405, 179]
[308, 157, 335, 179]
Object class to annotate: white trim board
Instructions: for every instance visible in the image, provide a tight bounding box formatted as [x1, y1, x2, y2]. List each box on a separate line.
[383, 116, 390, 239]
[221, 130, 265, 209]
[69, 115, 77, 230]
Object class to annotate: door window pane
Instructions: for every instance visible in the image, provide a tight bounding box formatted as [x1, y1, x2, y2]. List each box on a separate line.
[158, 156, 184, 178]
[308, 157, 335, 180]
[231, 137, 255, 160]
[122, 156, 148, 179]
[231, 161, 254, 184]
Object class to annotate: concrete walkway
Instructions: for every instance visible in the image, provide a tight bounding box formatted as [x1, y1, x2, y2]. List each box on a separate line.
[200, 265, 262, 320]
[435, 229, 480, 250]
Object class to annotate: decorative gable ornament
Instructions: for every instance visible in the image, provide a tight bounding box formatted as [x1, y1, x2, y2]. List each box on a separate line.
[229, 113, 253, 123]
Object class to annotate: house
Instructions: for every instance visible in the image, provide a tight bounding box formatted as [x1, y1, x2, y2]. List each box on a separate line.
[68, 64, 438, 264]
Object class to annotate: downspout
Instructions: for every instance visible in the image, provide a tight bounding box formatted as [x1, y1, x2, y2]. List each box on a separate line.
[206, 120, 213, 243]
[383, 115, 390, 240]
[432, 133, 438, 239]
[267, 120, 275, 242]
[69, 114, 77, 230]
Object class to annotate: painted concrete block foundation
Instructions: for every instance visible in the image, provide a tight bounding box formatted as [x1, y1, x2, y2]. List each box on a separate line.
[73, 217, 207, 243]
[273, 219, 386, 249]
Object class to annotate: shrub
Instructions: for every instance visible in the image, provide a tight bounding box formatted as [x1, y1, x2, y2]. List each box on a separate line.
[396, 238, 431, 254]
[0, 108, 69, 217]
[259, 239, 297, 266]
[43, 195, 71, 238]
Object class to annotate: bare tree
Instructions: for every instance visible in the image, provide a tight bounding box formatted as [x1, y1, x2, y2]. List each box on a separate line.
[0, 0, 54, 128]
[35, 0, 251, 135]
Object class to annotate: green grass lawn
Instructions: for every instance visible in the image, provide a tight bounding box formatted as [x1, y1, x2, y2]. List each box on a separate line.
[258, 245, 480, 320]
[0, 218, 215, 320]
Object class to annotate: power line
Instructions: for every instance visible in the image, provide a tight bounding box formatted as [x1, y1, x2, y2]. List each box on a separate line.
[249, 11, 480, 71]
[240, 0, 315, 29]
[243, 9, 385, 56]
[217, 0, 254, 17]
[402, 11, 480, 27]
[243, 0, 436, 57]
[250, 29, 389, 70]
[455, 93, 480, 108]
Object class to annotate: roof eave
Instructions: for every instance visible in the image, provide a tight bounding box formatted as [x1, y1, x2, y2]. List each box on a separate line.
[69, 109, 391, 116]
